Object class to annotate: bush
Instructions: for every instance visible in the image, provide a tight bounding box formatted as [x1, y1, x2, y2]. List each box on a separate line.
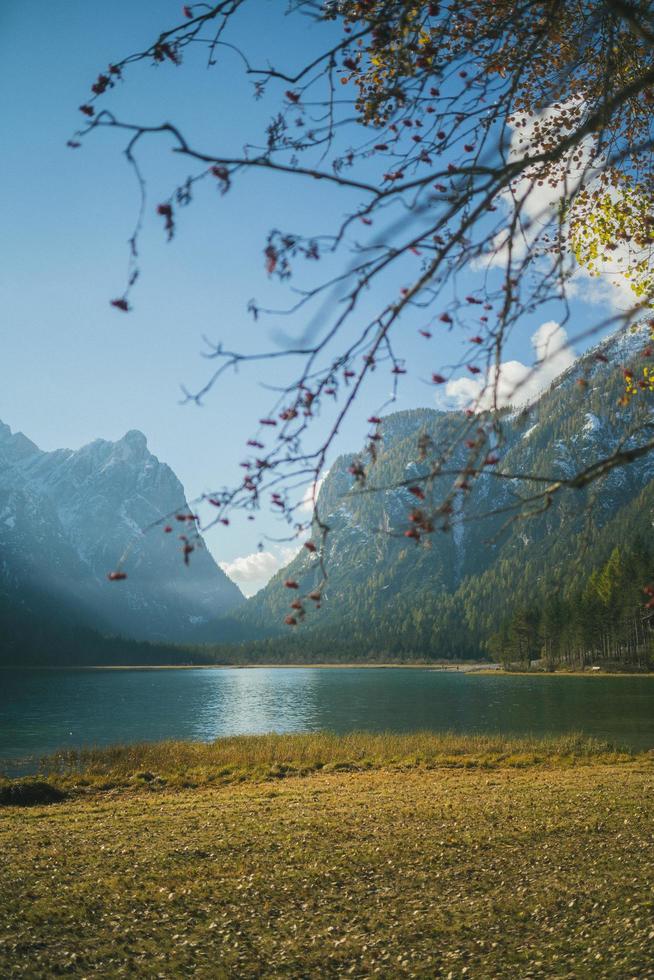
[0, 780, 67, 807]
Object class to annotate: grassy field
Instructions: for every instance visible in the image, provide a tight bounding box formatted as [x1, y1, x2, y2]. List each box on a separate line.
[1, 734, 653, 978]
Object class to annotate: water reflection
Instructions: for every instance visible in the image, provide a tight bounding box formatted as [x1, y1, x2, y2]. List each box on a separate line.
[1, 667, 653, 770]
[190, 667, 324, 738]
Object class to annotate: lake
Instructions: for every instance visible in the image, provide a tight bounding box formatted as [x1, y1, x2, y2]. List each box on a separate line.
[2, 667, 653, 772]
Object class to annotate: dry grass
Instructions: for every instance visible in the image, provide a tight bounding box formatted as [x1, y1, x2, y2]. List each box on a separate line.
[0, 752, 652, 978]
[16, 731, 640, 797]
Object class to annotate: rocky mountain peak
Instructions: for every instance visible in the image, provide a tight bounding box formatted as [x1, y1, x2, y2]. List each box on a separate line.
[0, 420, 244, 645]
[0, 421, 41, 463]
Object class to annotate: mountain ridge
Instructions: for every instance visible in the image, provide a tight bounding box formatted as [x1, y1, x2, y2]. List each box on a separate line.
[2, 323, 653, 665]
[232, 323, 654, 660]
[0, 423, 243, 649]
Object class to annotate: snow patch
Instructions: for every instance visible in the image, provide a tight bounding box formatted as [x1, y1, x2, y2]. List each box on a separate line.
[583, 413, 601, 435]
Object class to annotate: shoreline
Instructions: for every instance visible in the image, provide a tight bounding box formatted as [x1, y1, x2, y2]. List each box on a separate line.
[0, 662, 497, 672]
[1, 662, 652, 674]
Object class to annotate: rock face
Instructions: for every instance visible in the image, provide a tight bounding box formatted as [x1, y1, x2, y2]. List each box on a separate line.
[238, 323, 654, 649]
[0, 425, 243, 642]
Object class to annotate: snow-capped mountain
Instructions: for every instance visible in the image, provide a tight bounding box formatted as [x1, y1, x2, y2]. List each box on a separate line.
[3, 324, 652, 661]
[0, 424, 243, 643]
[237, 324, 654, 653]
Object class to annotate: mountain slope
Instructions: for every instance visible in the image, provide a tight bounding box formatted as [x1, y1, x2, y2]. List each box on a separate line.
[0, 424, 243, 646]
[236, 324, 654, 657]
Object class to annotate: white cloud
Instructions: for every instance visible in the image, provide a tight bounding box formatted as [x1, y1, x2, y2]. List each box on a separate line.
[567, 232, 649, 312]
[480, 102, 651, 313]
[531, 319, 575, 373]
[480, 99, 594, 271]
[443, 375, 485, 408]
[299, 471, 328, 513]
[219, 546, 298, 597]
[567, 267, 633, 309]
[442, 320, 575, 412]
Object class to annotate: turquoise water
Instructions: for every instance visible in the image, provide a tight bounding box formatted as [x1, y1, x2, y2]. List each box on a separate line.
[1, 667, 653, 772]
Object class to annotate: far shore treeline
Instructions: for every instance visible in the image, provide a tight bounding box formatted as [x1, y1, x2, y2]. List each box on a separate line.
[2, 539, 653, 672]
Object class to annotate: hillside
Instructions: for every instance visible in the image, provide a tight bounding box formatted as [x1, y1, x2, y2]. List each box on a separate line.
[232, 324, 654, 664]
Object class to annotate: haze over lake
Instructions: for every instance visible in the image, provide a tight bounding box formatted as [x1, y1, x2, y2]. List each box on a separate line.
[2, 667, 653, 771]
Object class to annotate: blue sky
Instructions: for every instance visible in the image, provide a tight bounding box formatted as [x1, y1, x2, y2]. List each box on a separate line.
[0, 2, 628, 594]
